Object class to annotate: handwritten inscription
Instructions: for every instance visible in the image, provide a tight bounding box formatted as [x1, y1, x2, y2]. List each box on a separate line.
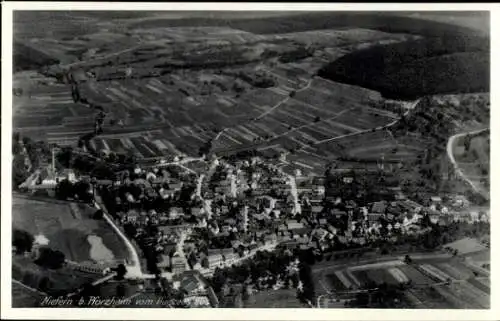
[38, 296, 171, 307]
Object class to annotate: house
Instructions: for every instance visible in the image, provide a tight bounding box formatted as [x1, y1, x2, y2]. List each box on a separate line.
[221, 248, 234, 256]
[208, 254, 224, 269]
[191, 207, 204, 217]
[126, 210, 140, 223]
[286, 220, 305, 230]
[430, 196, 442, 205]
[223, 253, 238, 265]
[290, 227, 310, 238]
[367, 213, 383, 224]
[371, 201, 387, 214]
[206, 286, 219, 307]
[318, 218, 328, 226]
[224, 218, 236, 226]
[169, 207, 184, 219]
[278, 224, 288, 232]
[330, 209, 347, 218]
[279, 240, 299, 250]
[159, 188, 175, 199]
[264, 233, 278, 245]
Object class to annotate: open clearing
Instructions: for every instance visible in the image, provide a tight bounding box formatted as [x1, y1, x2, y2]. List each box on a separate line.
[12, 194, 129, 263]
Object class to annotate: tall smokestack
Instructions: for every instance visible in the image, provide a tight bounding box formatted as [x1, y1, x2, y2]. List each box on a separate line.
[52, 147, 56, 172]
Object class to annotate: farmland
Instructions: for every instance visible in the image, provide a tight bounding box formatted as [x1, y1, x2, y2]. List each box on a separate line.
[314, 253, 490, 309]
[13, 11, 489, 177]
[13, 17, 420, 169]
[12, 194, 129, 263]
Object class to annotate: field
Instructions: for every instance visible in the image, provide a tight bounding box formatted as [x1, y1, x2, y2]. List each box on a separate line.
[12, 194, 129, 263]
[13, 19, 418, 168]
[12, 11, 490, 179]
[314, 254, 489, 309]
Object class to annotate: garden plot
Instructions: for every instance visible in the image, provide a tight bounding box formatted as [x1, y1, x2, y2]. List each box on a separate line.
[397, 265, 434, 286]
[418, 264, 453, 282]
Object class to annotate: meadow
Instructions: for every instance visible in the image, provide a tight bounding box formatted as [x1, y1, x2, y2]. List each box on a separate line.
[12, 195, 129, 263]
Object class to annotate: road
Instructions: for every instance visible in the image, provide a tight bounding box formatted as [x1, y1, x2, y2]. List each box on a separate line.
[196, 174, 205, 197]
[12, 279, 47, 297]
[93, 197, 143, 279]
[283, 171, 301, 215]
[446, 127, 490, 199]
[152, 157, 204, 175]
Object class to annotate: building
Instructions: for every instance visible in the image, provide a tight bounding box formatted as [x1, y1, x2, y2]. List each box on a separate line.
[222, 253, 238, 266]
[171, 254, 187, 274]
[208, 254, 224, 270]
[430, 196, 442, 205]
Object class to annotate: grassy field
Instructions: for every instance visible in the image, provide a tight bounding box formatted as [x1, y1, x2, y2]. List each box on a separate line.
[12, 195, 129, 263]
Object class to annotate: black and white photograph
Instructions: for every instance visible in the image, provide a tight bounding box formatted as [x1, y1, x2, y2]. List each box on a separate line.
[1, 2, 495, 318]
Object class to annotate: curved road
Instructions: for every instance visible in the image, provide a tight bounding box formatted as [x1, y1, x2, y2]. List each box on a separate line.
[446, 127, 489, 199]
[93, 198, 143, 278]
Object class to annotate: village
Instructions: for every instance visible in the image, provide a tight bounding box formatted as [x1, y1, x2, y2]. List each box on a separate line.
[10, 10, 490, 310]
[14, 138, 490, 308]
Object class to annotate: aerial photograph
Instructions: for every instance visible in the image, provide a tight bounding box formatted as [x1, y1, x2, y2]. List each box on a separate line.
[11, 10, 490, 309]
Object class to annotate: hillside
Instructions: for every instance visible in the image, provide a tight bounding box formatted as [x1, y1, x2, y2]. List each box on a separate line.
[317, 36, 489, 100]
[128, 12, 486, 38]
